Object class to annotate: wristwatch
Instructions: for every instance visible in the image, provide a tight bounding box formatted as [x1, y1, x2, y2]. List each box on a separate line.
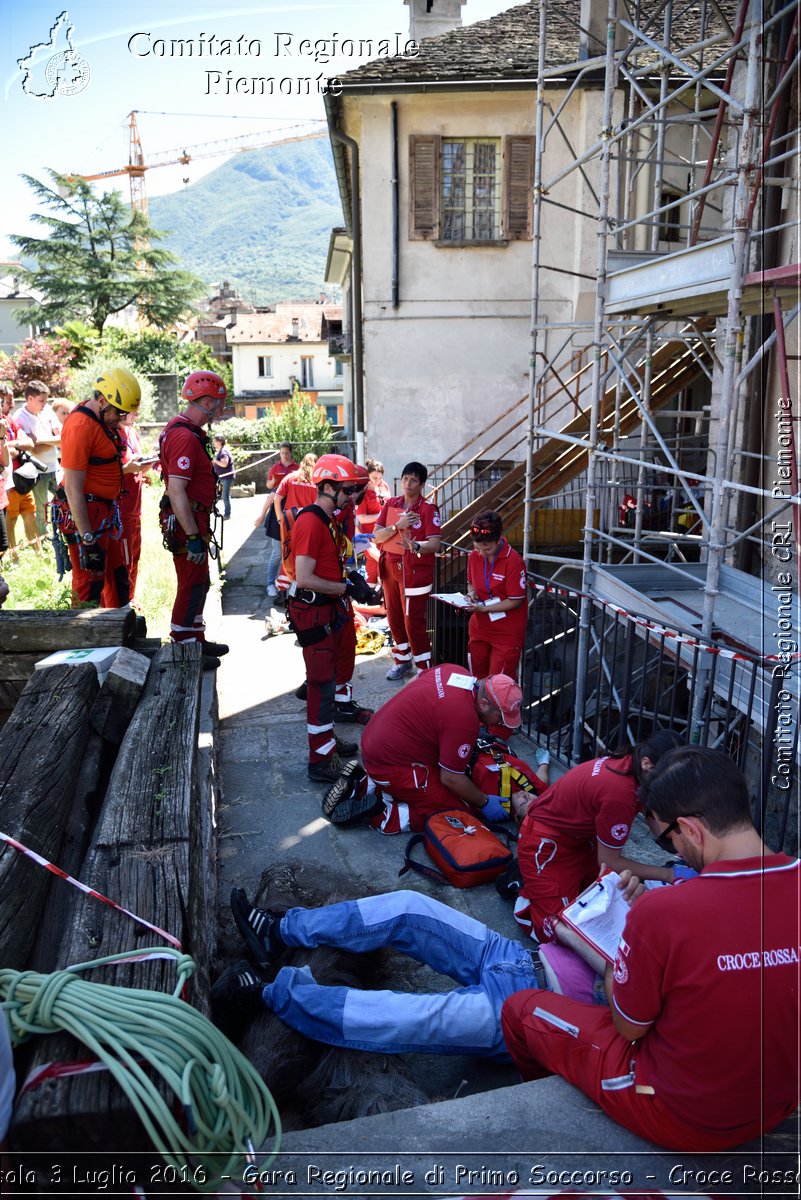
[81, 531, 96, 545]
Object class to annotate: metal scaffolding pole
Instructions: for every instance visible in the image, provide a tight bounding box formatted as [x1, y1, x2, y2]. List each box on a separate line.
[523, 0, 549, 566]
[572, 0, 619, 761]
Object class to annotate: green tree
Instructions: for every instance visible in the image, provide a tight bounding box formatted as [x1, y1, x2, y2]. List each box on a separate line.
[11, 171, 205, 334]
[223, 395, 334, 462]
[100, 327, 232, 396]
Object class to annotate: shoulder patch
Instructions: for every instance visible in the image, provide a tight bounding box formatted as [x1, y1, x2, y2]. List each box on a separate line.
[177, 455, 191, 471]
[458, 743, 471, 759]
[611, 823, 629, 842]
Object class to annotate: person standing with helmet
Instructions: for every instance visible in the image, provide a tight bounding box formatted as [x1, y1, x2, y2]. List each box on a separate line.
[159, 371, 229, 659]
[58, 366, 141, 607]
[288, 453, 381, 784]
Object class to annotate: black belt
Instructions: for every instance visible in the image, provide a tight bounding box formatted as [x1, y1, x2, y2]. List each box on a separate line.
[290, 588, 338, 607]
[85, 494, 116, 505]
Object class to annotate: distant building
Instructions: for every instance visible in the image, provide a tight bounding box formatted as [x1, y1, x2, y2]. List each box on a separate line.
[191, 280, 256, 371]
[227, 299, 344, 424]
[0, 265, 40, 356]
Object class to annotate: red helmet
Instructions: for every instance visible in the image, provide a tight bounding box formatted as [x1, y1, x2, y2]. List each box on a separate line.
[354, 464, 370, 483]
[311, 453, 361, 486]
[182, 371, 227, 403]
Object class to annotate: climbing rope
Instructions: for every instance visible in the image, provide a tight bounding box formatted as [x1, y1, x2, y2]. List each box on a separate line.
[0, 948, 281, 1193]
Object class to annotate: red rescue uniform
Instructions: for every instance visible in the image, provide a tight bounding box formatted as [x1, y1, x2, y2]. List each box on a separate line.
[355, 485, 383, 583]
[467, 539, 528, 679]
[59, 406, 128, 608]
[516, 754, 639, 941]
[376, 493, 441, 671]
[101, 425, 145, 606]
[502, 854, 800, 1150]
[267, 458, 298, 490]
[159, 416, 216, 644]
[361, 663, 480, 832]
[288, 505, 353, 764]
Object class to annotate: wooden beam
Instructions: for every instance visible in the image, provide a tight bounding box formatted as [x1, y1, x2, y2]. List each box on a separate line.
[0, 608, 136, 654]
[0, 665, 99, 968]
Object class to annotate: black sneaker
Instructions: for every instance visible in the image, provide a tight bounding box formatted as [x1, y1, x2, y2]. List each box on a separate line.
[203, 641, 230, 657]
[334, 734, 359, 757]
[230, 888, 285, 968]
[333, 699, 373, 725]
[307, 754, 344, 785]
[323, 760, 368, 817]
[202, 656, 221, 671]
[328, 786, 382, 827]
[294, 681, 308, 701]
[209, 959, 266, 1015]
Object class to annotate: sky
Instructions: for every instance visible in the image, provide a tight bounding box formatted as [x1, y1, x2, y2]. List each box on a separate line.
[1, 0, 522, 259]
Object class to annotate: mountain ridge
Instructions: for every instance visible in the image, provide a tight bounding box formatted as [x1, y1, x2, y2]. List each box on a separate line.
[149, 137, 343, 307]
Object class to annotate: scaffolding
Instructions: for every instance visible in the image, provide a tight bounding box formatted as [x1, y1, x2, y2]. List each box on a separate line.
[514, 0, 800, 836]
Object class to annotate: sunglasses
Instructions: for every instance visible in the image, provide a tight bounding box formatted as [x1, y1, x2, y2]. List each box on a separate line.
[646, 810, 701, 853]
[471, 529, 496, 539]
[339, 484, 361, 496]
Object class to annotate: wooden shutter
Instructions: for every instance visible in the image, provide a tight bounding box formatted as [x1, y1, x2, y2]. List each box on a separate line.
[409, 135, 440, 240]
[503, 136, 535, 239]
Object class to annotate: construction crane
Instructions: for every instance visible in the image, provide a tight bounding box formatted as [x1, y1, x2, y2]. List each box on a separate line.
[69, 110, 328, 218]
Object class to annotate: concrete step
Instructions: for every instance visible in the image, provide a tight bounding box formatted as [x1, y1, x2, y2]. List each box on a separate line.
[272, 1075, 797, 1197]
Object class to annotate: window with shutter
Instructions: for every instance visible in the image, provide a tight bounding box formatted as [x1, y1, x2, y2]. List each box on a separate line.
[409, 133, 534, 244]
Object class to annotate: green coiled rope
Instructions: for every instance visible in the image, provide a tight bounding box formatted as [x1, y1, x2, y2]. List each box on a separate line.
[0, 948, 281, 1192]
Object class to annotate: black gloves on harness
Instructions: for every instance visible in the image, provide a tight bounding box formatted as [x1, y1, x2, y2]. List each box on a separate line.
[345, 571, 382, 606]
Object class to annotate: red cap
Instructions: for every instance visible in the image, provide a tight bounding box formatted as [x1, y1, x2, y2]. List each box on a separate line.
[484, 675, 523, 729]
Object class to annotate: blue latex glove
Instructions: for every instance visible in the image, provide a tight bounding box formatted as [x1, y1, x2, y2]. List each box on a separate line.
[672, 863, 698, 883]
[481, 794, 508, 822]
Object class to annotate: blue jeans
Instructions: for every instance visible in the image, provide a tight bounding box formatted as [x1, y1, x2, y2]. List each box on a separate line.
[263, 891, 540, 1058]
[265, 537, 281, 590]
[219, 476, 232, 519]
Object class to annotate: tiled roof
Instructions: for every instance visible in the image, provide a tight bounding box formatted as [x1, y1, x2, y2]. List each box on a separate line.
[227, 303, 342, 345]
[334, 0, 737, 89]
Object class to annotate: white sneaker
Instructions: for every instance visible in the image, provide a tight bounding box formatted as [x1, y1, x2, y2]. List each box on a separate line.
[386, 662, 413, 681]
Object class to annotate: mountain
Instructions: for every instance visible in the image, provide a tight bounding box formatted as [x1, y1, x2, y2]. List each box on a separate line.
[148, 137, 343, 306]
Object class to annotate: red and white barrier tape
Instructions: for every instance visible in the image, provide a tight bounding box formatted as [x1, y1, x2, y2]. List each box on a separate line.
[530, 580, 801, 666]
[0, 831, 182, 949]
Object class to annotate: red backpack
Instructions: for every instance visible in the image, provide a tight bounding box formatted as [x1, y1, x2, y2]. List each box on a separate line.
[399, 810, 514, 889]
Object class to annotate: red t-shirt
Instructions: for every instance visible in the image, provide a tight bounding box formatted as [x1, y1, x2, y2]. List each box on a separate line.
[60, 408, 123, 500]
[467, 540, 528, 646]
[613, 853, 800, 1138]
[268, 459, 298, 489]
[159, 416, 215, 507]
[356, 488, 382, 524]
[291, 507, 344, 584]
[375, 495, 441, 558]
[277, 472, 317, 518]
[523, 754, 638, 849]
[361, 663, 479, 774]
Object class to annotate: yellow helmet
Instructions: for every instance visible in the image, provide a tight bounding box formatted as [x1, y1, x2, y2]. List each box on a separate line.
[94, 366, 141, 413]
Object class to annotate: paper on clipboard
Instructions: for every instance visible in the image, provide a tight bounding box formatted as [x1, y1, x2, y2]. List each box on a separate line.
[432, 593, 473, 609]
[558, 872, 666, 963]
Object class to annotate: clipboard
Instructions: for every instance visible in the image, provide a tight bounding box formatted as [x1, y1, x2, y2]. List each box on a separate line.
[558, 871, 667, 963]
